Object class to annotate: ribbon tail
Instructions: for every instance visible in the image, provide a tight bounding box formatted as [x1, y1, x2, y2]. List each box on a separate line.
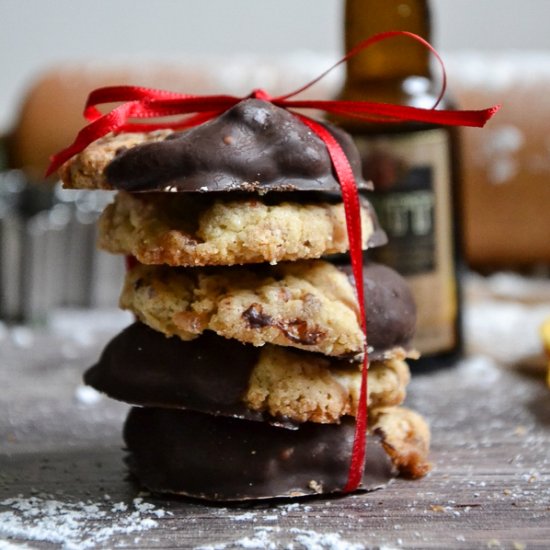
[297, 115, 368, 493]
[278, 30, 447, 106]
[46, 101, 140, 177]
[280, 99, 500, 128]
[344, 364, 369, 491]
[84, 85, 197, 121]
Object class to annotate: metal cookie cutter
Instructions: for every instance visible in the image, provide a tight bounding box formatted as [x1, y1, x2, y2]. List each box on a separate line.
[0, 170, 124, 323]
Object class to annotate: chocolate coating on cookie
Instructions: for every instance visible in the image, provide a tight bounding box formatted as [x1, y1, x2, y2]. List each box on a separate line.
[346, 263, 417, 355]
[365, 263, 417, 353]
[85, 324, 266, 422]
[105, 99, 371, 193]
[123, 407, 396, 500]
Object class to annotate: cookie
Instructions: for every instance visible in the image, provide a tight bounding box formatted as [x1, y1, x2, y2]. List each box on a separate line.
[85, 322, 410, 425]
[370, 407, 432, 479]
[246, 348, 409, 425]
[123, 405, 430, 500]
[98, 191, 385, 267]
[119, 260, 417, 360]
[61, 99, 372, 194]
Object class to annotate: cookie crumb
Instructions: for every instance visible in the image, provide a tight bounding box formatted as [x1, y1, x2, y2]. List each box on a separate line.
[513, 425, 527, 436]
[429, 504, 445, 513]
[308, 480, 323, 493]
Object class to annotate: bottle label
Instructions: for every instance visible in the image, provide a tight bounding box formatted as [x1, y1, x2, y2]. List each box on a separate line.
[355, 129, 457, 355]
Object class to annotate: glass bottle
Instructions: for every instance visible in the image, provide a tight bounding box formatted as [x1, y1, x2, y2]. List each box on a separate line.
[337, 0, 463, 369]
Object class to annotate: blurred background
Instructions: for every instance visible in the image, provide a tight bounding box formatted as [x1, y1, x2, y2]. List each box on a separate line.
[3, 0, 550, 131]
[1, 0, 550, 323]
[3, 0, 550, 129]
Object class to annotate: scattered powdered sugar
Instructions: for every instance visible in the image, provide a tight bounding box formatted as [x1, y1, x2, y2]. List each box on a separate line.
[482, 271, 550, 302]
[482, 125, 524, 184]
[0, 541, 34, 550]
[194, 527, 279, 550]
[74, 385, 102, 406]
[195, 525, 369, 550]
[49, 308, 133, 347]
[9, 328, 34, 349]
[457, 354, 502, 387]
[290, 528, 365, 550]
[231, 512, 257, 522]
[234, 528, 278, 549]
[464, 273, 550, 364]
[445, 51, 550, 92]
[0, 494, 170, 549]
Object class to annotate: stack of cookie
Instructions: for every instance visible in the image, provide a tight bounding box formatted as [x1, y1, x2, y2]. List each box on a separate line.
[60, 99, 430, 500]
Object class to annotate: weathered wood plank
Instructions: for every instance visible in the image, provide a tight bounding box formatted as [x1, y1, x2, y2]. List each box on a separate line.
[0, 311, 549, 549]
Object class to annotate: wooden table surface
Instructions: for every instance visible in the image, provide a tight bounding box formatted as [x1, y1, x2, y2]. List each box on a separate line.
[1, 277, 550, 549]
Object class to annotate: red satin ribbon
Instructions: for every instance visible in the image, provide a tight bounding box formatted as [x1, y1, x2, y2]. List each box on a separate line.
[298, 115, 368, 491]
[47, 31, 499, 493]
[46, 31, 499, 177]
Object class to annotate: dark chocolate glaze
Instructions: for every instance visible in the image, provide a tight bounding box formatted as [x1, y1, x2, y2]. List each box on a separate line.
[105, 99, 372, 193]
[85, 325, 266, 423]
[123, 407, 396, 500]
[359, 263, 417, 355]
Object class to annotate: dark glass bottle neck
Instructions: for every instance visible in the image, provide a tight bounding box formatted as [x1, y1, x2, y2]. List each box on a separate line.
[344, 0, 432, 83]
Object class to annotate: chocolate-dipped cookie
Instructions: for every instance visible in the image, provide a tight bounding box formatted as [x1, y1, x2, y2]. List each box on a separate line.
[85, 322, 410, 425]
[61, 99, 372, 194]
[119, 260, 417, 360]
[123, 406, 430, 500]
[123, 407, 396, 500]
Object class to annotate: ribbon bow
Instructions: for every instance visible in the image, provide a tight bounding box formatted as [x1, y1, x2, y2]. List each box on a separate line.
[47, 31, 499, 493]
